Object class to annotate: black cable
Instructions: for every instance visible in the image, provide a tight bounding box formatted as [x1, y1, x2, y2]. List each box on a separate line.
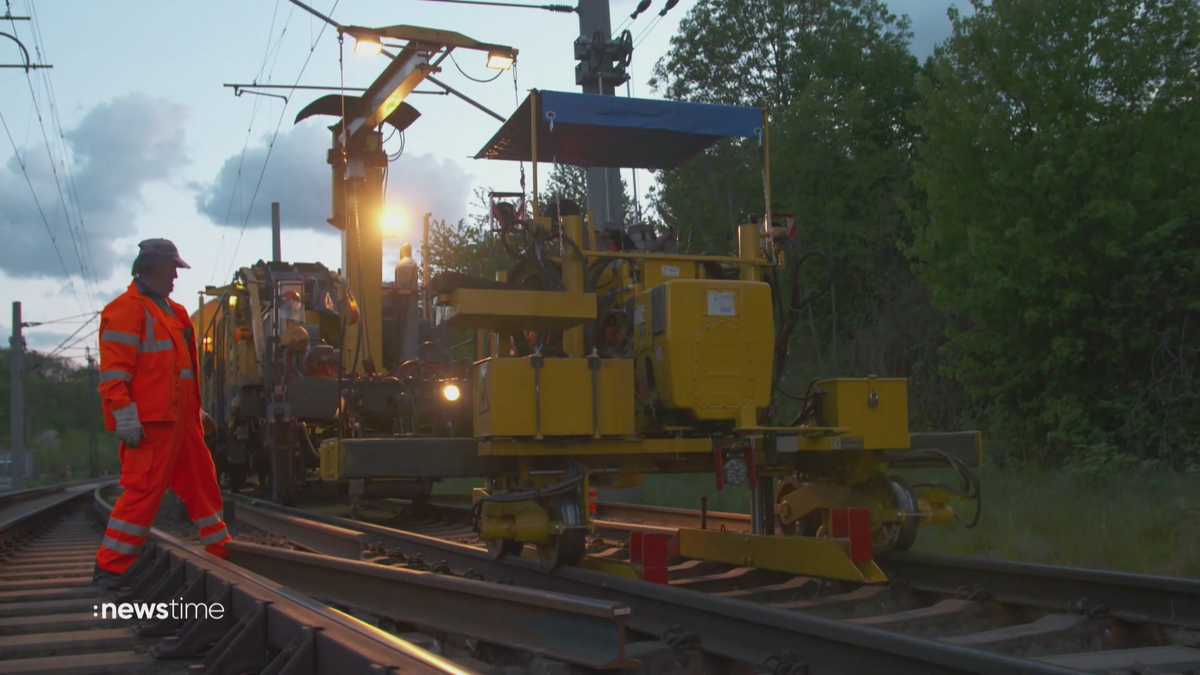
[0, 105, 86, 314]
[470, 461, 589, 524]
[448, 51, 503, 83]
[906, 449, 983, 528]
[768, 236, 834, 424]
[411, 0, 574, 11]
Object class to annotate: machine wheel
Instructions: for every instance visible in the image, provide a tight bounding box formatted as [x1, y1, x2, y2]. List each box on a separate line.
[536, 492, 587, 571]
[485, 539, 524, 559]
[861, 473, 919, 555]
[774, 476, 823, 537]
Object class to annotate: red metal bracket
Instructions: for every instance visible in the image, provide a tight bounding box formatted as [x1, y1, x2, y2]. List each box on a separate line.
[712, 446, 727, 491]
[829, 507, 874, 562]
[629, 531, 669, 584]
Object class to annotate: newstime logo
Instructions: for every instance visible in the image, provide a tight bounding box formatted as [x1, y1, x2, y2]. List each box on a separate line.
[94, 600, 226, 620]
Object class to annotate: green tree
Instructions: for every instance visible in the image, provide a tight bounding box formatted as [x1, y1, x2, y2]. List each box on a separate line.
[907, 0, 1200, 468]
[422, 196, 510, 284]
[648, 0, 960, 427]
[535, 164, 650, 226]
[1, 348, 119, 479]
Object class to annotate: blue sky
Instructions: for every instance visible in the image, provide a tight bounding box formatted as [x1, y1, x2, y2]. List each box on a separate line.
[0, 0, 965, 359]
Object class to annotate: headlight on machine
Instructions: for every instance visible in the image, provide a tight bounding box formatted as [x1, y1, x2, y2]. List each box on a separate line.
[722, 456, 748, 486]
[442, 384, 461, 402]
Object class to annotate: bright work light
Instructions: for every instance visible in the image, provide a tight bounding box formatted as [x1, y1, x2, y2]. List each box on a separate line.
[354, 37, 383, 55]
[486, 49, 513, 70]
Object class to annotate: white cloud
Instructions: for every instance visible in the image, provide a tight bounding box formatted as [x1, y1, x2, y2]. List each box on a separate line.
[192, 122, 475, 233]
[0, 94, 188, 281]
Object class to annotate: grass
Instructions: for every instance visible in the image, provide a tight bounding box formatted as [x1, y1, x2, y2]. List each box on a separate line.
[435, 469, 1200, 578]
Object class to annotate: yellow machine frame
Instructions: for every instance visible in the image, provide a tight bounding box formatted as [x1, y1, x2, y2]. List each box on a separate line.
[205, 15, 988, 582]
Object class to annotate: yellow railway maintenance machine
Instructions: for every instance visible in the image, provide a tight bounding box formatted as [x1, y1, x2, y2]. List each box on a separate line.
[193, 24, 518, 505]
[319, 86, 984, 581]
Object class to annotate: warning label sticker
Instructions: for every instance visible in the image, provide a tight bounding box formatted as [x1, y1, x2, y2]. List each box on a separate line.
[706, 290, 735, 316]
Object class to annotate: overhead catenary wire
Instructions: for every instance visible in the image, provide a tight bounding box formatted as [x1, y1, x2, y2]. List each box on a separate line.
[43, 313, 97, 360]
[22, 310, 97, 326]
[212, 0, 296, 283]
[611, 0, 654, 39]
[17, 1, 99, 311]
[632, 0, 680, 49]
[0, 104, 87, 315]
[224, 0, 341, 281]
[5, 4, 93, 314]
[632, 13, 663, 50]
[23, 3, 96, 277]
[52, 326, 98, 360]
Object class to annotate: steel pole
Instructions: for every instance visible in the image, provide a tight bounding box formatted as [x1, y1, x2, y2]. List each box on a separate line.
[9, 302, 24, 488]
[272, 202, 282, 263]
[87, 347, 98, 478]
[576, 0, 626, 231]
[422, 212, 431, 321]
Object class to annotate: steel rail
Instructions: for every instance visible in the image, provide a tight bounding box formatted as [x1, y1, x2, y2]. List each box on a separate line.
[0, 480, 113, 535]
[231, 499, 636, 668]
[589, 501, 1200, 629]
[226, 540, 636, 669]
[93, 489, 474, 674]
[0, 478, 112, 509]
[591, 500, 749, 532]
[879, 551, 1200, 629]
[225, 493, 1082, 675]
[235, 500, 369, 560]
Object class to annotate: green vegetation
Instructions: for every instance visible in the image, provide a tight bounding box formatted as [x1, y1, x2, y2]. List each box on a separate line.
[628, 471, 1200, 577]
[0, 348, 120, 482]
[435, 470, 1200, 576]
[642, 0, 1200, 469]
[421, 0, 1200, 577]
[6, 0, 1198, 579]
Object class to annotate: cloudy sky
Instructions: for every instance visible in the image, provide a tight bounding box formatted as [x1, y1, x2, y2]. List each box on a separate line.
[0, 0, 965, 359]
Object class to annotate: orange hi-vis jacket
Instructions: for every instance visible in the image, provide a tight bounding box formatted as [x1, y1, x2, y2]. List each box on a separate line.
[98, 282, 200, 428]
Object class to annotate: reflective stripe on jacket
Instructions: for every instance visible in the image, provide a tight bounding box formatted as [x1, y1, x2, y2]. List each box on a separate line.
[98, 281, 201, 430]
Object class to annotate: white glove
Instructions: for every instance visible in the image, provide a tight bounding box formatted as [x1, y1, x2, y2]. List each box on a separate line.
[113, 403, 144, 448]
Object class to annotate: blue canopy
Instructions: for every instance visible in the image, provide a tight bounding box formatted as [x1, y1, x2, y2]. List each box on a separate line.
[474, 90, 764, 170]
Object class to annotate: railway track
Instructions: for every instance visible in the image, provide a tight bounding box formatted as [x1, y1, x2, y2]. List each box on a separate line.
[222, 490, 1200, 674]
[0, 482, 493, 674]
[0, 480, 186, 674]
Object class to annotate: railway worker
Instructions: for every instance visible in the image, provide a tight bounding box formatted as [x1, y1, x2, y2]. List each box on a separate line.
[92, 238, 232, 587]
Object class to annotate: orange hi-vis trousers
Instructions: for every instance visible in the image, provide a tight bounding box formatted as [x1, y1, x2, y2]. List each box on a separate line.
[96, 365, 231, 574]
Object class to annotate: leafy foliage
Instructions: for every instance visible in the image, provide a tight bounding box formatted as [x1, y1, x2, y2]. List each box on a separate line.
[535, 164, 650, 225]
[18, 0, 1200, 476]
[421, 188, 512, 284]
[0, 348, 119, 479]
[907, 0, 1200, 467]
[648, 0, 961, 429]
[643, 0, 1200, 469]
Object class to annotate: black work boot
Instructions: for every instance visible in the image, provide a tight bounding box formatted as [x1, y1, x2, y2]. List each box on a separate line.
[92, 562, 123, 590]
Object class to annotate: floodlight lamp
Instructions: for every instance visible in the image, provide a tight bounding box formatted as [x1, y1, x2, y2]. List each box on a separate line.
[486, 49, 514, 71]
[442, 384, 461, 402]
[354, 36, 383, 55]
[383, 211, 404, 236]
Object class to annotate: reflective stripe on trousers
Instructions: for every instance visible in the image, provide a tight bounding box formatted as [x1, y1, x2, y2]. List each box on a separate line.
[99, 514, 152, 558]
